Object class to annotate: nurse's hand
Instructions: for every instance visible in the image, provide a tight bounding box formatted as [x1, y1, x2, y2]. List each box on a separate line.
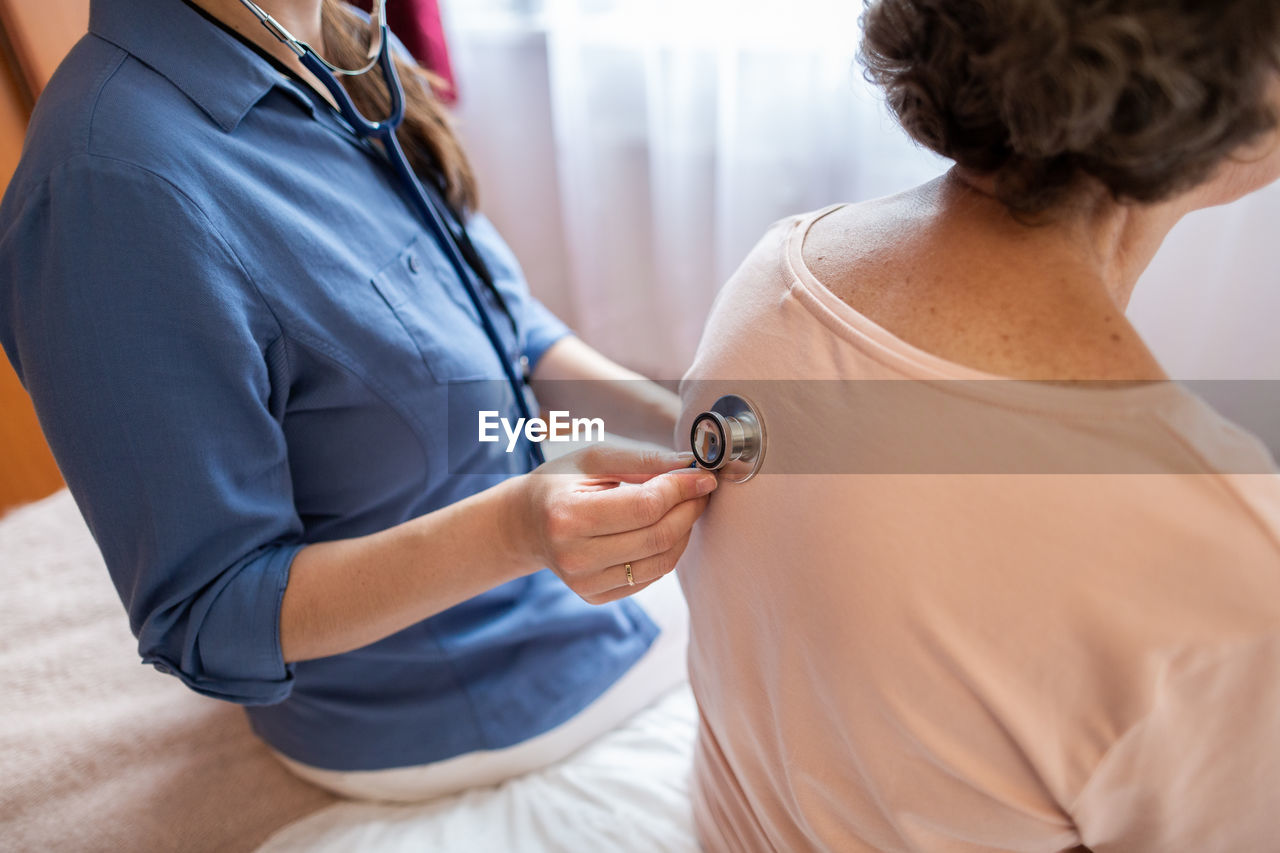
[513, 446, 718, 604]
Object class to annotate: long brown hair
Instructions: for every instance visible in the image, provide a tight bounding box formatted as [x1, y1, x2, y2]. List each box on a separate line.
[320, 0, 477, 216]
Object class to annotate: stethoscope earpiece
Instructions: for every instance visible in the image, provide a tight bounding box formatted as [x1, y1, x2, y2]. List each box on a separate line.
[690, 394, 766, 483]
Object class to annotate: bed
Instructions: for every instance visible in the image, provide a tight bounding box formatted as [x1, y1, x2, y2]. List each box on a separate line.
[0, 490, 700, 852]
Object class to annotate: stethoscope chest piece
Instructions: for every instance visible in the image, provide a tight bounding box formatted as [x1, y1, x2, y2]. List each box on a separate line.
[690, 394, 766, 483]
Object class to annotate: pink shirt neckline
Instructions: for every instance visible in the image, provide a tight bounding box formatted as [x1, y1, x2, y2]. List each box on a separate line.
[783, 204, 1189, 419]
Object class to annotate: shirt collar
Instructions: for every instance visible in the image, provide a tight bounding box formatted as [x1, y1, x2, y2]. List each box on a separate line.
[89, 0, 284, 132]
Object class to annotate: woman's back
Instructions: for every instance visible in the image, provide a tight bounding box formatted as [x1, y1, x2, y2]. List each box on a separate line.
[677, 206, 1280, 851]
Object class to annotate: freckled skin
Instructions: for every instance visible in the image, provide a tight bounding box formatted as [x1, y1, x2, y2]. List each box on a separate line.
[803, 175, 1164, 380]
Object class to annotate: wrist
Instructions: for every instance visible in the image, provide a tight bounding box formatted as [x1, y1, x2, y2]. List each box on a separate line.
[492, 473, 545, 574]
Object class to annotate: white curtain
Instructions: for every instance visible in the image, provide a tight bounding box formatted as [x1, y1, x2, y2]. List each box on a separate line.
[1129, 192, 1280, 380]
[442, 0, 1280, 380]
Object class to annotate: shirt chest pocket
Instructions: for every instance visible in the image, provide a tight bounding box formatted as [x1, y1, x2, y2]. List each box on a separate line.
[371, 234, 510, 384]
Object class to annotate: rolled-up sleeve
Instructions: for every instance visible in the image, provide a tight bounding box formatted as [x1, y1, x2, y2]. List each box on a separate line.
[465, 213, 572, 370]
[519, 293, 573, 370]
[0, 155, 302, 705]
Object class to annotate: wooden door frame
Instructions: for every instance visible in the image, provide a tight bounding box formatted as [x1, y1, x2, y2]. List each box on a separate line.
[0, 1, 89, 512]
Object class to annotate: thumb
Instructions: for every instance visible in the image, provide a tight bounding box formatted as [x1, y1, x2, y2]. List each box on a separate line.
[642, 466, 720, 504]
[576, 445, 698, 483]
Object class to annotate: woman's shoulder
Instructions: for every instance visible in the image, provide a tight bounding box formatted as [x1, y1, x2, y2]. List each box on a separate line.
[7, 35, 221, 217]
[4, 39, 109, 210]
[801, 188, 1166, 383]
[681, 209, 825, 381]
[705, 206, 841, 325]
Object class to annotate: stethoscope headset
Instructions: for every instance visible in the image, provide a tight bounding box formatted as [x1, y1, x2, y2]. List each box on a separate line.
[238, 0, 546, 467]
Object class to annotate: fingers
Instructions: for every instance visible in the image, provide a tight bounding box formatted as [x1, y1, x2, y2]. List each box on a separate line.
[549, 495, 704, 579]
[577, 527, 694, 600]
[533, 444, 715, 606]
[569, 467, 717, 537]
[574, 445, 697, 482]
[582, 576, 660, 606]
[583, 495, 705, 567]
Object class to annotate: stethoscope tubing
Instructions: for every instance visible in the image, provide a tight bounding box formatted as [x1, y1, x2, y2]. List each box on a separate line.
[296, 39, 547, 468]
[242, 2, 768, 482]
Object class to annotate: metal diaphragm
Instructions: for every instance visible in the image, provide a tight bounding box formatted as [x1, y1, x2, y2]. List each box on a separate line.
[690, 394, 766, 483]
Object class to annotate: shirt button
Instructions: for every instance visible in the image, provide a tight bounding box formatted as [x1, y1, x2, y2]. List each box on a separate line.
[153, 663, 171, 674]
[407, 254, 420, 274]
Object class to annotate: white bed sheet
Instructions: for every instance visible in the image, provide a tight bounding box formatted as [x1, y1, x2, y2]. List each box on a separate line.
[255, 685, 701, 853]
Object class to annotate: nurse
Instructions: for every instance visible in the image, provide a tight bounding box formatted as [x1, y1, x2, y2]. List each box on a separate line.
[0, 0, 716, 799]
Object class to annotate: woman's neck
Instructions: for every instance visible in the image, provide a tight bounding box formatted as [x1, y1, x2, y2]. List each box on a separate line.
[205, 0, 324, 46]
[190, 0, 333, 105]
[944, 168, 1191, 312]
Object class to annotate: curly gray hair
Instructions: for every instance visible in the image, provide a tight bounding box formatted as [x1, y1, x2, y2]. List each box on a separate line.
[860, 0, 1280, 214]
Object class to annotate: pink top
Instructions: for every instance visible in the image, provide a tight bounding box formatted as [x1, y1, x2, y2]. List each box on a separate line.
[677, 206, 1280, 852]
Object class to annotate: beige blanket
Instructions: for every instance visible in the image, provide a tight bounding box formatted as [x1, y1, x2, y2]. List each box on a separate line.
[0, 491, 336, 852]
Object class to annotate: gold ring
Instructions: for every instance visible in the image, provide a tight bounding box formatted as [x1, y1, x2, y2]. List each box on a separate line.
[625, 563, 635, 586]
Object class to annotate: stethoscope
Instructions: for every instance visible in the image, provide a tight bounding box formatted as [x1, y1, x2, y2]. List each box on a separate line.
[240, 0, 770, 479]
[690, 395, 766, 483]
[239, 0, 546, 467]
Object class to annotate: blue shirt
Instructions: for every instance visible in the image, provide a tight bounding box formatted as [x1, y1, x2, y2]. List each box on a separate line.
[0, 0, 657, 771]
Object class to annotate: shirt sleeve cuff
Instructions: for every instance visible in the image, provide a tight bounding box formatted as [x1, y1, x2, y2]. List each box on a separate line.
[522, 297, 573, 371]
[140, 542, 302, 706]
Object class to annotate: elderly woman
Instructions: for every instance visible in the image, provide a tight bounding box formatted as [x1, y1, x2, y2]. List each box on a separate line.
[677, 1, 1280, 850]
